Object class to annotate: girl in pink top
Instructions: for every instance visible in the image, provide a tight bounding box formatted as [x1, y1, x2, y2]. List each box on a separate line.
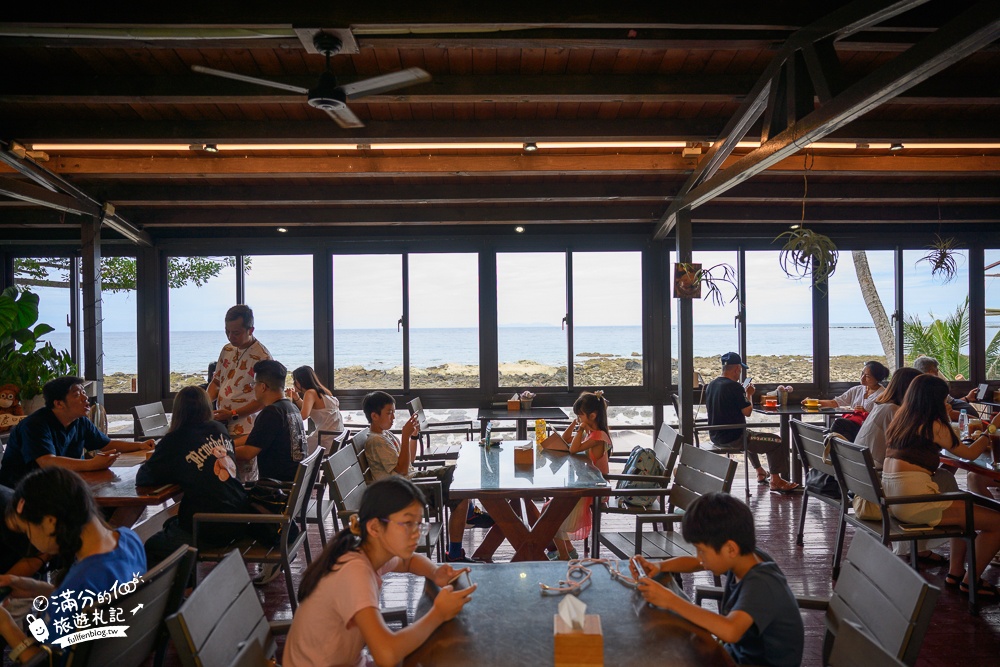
[551, 391, 612, 560]
[284, 477, 476, 667]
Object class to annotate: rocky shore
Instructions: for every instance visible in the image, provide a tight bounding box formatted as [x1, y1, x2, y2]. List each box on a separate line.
[102, 354, 879, 394]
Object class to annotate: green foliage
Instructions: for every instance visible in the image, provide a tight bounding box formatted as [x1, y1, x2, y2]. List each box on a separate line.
[903, 296, 1000, 381]
[774, 227, 839, 285]
[0, 287, 77, 400]
[12, 256, 245, 293]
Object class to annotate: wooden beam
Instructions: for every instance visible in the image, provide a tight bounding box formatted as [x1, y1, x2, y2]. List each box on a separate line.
[0, 176, 100, 215]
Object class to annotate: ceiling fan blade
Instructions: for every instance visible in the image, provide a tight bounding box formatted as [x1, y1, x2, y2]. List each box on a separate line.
[190, 65, 309, 95]
[324, 105, 364, 129]
[339, 68, 431, 99]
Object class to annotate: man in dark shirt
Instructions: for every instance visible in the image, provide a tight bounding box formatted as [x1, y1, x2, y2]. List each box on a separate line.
[234, 360, 306, 482]
[705, 352, 799, 493]
[0, 377, 154, 488]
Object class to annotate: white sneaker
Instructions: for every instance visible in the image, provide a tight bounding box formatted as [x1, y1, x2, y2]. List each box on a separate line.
[252, 564, 282, 586]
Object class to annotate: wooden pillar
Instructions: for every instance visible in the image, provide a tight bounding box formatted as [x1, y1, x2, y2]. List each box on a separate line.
[235, 255, 246, 304]
[675, 209, 694, 441]
[968, 245, 986, 383]
[313, 251, 334, 389]
[70, 256, 81, 369]
[480, 250, 499, 401]
[812, 273, 831, 394]
[645, 242, 667, 433]
[136, 246, 168, 402]
[893, 247, 904, 370]
[81, 218, 104, 404]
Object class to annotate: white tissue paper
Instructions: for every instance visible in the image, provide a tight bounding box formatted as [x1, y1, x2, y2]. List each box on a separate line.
[558, 594, 587, 630]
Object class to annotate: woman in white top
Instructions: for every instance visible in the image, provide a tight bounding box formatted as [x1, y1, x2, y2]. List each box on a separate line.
[803, 360, 890, 412]
[854, 367, 921, 469]
[287, 366, 344, 454]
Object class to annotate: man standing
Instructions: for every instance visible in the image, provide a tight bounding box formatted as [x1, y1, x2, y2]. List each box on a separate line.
[705, 352, 800, 493]
[0, 377, 154, 487]
[207, 304, 272, 483]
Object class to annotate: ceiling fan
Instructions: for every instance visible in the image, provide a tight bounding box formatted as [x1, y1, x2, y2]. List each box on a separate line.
[191, 32, 430, 128]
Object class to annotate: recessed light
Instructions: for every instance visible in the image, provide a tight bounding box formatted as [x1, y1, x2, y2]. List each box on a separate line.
[522, 142, 538, 153]
[889, 143, 904, 151]
[515, 226, 525, 233]
[204, 144, 219, 153]
[790, 224, 801, 230]
[277, 227, 288, 233]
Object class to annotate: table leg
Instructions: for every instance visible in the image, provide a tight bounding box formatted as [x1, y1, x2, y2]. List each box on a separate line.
[516, 419, 527, 440]
[473, 496, 579, 561]
[782, 415, 800, 484]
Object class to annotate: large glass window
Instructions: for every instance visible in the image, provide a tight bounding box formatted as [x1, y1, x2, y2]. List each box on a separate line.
[497, 252, 567, 387]
[827, 250, 896, 380]
[95, 256, 138, 392]
[903, 247, 969, 380]
[572, 251, 643, 387]
[167, 256, 237, 392]
[745, 250, 813, 385]
[409, 253, 479, 389]
[987, 250, 1000, 380]
[244, 255, 314, 376]
[670, 251, 740, 384]
[333, 254, 403, 389]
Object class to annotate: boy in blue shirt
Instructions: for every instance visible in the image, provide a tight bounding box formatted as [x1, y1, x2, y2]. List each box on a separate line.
[631, 492, 803, 667]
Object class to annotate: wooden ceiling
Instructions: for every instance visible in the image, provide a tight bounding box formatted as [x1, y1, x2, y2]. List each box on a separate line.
[1, 1, 1000, 242]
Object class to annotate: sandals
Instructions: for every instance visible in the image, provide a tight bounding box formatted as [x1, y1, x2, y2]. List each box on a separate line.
[959, 577, 1000, 600]
[945, 572, 964, 588]
[917, 551, 948, 565]
[769, 480, 802, 494]
[756, 470, 769, 485]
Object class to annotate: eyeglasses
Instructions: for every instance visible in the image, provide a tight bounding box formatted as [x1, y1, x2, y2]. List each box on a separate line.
[380, 518, 430, 538]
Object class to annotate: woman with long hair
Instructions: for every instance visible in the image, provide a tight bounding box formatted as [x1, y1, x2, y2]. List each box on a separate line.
[0, 468, 147, 664]
[137, 386, 248, 568]
[855, 367, 922, 469]
[286, 365, 343, 454]
[804, 360, 890, 411]
[284, 476, 475, 667]
[883, 374, 1000, 599]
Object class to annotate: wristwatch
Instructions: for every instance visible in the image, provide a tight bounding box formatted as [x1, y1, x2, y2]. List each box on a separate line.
[9, 637, 37, 662]
[230, 409, 238, 420]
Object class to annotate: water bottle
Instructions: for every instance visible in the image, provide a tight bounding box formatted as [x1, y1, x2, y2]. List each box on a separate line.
[959, 409, 969, 439]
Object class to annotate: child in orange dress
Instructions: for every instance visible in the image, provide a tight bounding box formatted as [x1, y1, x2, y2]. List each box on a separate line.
[550, 391, 612, 560]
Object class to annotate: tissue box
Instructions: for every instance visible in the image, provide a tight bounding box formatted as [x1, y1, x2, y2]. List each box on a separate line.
[507, 399, 521, 411]
[514, 445, 533, 465]
[554, 615, 603, 666]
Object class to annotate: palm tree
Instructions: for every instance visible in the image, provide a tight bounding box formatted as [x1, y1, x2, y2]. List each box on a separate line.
[903, 296, 1000, 380]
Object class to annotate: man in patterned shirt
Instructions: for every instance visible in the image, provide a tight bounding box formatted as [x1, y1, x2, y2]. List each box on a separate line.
[207, 304, 272, 483]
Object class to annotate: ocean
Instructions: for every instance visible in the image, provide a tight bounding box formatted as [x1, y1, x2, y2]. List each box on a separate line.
[32, 323, 943, 375]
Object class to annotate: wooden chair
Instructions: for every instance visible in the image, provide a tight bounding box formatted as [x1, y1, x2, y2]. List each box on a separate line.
[132, 401, 169, 439]
[791, 420, 848, 576]
[690, 421, 754, 501]
[592, 423, 683, 558]
[26, 546, 196, 667]
[694, 532, 938, 667]
[408, 396, 474, 459]
[192, 449, 323, 611]
[327, 444, 446, 560]
[225, 639, 268, 667]
[306, 429, 352, 545]
[828, 438, 992, 611]
[166, 549, 289, 667]
[598, 444, 737, 567]
[827, 620, 906, 667]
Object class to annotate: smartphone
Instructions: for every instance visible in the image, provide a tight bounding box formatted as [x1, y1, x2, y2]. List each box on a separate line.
[629, 556, 644, 579]
[742, 376, 753, 389]
[448, 570, 473, 591]
[0, 585, 11, 603]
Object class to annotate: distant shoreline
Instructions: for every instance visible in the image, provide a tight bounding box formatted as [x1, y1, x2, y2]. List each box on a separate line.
[100, 354, 883, 393]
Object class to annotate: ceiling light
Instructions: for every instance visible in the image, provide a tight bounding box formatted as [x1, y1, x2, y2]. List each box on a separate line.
[515, 226, 525, 233]
[790, 224, 801, 230]
[203, 144, 219, 153]
[889, 143, 904, 151]
[523, 142, 538, 152]
[277, 227, 288, 233]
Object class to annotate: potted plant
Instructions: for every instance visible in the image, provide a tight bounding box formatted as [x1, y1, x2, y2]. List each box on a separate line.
[917, 234, 961, 283]
[774, 227, 839, 285]
[675, 262, 740, 307]
[0, 287, 77, 412]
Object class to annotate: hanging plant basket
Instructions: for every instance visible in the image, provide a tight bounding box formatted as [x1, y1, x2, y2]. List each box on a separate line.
[917, 234, 960, 283]
[774, 227, 839, 285]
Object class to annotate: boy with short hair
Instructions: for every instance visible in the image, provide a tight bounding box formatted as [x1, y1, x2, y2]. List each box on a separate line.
[361, 391, 482, 563]
[630, 492, 803, 667]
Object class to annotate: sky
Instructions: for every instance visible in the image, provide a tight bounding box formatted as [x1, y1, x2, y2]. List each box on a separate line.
[23, 248, 994, 334]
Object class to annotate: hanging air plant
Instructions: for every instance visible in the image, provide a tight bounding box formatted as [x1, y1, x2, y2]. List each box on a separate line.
[774, 227, 839, 285]
[676, 262, 740, 307]
[917, 234, 960, 283]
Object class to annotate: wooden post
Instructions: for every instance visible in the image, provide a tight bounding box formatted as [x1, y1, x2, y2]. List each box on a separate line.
[313, 251, 334, 390]
[136, 246, 168, 402]
[81, 218, 104, 404]
[675, 209, 694, 441]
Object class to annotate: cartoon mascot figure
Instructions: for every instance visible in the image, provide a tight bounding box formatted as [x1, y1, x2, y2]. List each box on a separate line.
[0, 384, 24, 433]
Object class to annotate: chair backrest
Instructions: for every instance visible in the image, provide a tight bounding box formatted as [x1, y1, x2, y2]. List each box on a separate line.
[825, 532, 940, 666]
[791, 420, 838, 480]
[68, 545, 196, 667]
[328, 444, 369, 519]
[653, 423, 683, 477]
[287, 449, 323, 525]
[316, 429, 350, 455]
[133, 401, 169, 438]
[829, 439, 883, 507]
[166, 550, 275, 667]
[351, 427, 372, 480]
[828, 620, 906, 667]
[227, 639, 269, 667]
[670, 444, 738, 513]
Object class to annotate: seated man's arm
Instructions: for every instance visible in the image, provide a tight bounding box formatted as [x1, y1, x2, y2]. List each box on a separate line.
[36, 452, 117, 472]
[233, 443, 261, 461]
[104, 438, 154, 453]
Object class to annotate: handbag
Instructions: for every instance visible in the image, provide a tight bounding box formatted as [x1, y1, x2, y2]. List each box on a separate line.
[852, 495, 882, 521]
[246, 479, 299, 546]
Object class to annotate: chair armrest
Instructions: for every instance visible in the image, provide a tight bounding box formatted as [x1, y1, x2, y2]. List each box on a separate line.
[635, 514, 682, 527]
[381, 606, 409, 627]
[269, 620, 293, 636]
[795, 595, 829, 611]
[411, 479, 444, 521]
[194, 512, 285, 524]
[412, 458, 450, 467]
[694, 585, 723, 605]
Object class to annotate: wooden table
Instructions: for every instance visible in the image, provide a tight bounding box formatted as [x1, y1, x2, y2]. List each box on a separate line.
[80, 452, 181, 527]
[752, 405, 849, 483]
[404, 561, 734, 667]
[450, 441, 609, 562]
[477, 407, 568, 440]
[941, 448, 1000, 482]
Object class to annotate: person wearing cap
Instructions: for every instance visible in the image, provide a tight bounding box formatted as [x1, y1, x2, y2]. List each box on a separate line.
[705, 353, 800, 493]
[0, 376, 154, 488]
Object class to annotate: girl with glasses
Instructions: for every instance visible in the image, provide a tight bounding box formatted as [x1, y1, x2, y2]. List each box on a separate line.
[284, 476, 476, 667]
